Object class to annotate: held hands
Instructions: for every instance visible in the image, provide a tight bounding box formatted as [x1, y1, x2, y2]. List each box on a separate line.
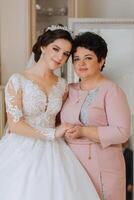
[64, 125, 99, 142]
[55, 123, 85, 139]
[65, 125, 84, 139]
[55, 123, 74, 138]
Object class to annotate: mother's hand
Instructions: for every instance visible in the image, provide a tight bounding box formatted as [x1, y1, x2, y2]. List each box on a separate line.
[55, 123, 74, 138]
[65, 125, 83, 139]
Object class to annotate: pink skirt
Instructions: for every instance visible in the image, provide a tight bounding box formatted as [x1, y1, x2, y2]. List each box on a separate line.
[66, 139, 126, 200]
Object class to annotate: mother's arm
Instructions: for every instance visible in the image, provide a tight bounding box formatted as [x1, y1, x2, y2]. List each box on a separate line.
[66, 85, 131, 148]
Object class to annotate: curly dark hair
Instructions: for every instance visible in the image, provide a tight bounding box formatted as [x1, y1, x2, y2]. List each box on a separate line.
[72, 32, 108, 71]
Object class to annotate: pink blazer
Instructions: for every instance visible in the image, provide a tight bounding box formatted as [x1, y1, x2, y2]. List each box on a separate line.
[61, 81, 131, 200]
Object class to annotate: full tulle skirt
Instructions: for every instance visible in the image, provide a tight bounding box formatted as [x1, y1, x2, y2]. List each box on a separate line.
[0, 133, 100, 200]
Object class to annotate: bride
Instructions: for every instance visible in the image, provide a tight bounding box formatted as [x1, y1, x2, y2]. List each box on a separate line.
[0, 25, 100, 200]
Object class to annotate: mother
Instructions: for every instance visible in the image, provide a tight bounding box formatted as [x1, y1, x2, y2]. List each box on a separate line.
[61, 32, 131, 200]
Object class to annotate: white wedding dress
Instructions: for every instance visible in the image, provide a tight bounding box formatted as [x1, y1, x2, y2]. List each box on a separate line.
[0, 73, 100, 200]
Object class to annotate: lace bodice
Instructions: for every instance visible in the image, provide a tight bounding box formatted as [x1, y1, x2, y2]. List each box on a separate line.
[5, 73, 67, 139]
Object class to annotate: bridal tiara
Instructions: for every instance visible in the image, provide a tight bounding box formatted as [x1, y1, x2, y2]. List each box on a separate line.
[47, 25, 73, 36]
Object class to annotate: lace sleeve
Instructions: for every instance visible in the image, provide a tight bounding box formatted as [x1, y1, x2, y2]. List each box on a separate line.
[37, 127, 56, 141]
[5, 74, 23, 123]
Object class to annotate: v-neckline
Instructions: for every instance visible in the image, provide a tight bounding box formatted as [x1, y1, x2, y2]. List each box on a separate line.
[20, 73, 61, 98]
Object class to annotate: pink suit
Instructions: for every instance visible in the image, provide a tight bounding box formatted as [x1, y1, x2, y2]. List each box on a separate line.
[61, 81, 131, 200]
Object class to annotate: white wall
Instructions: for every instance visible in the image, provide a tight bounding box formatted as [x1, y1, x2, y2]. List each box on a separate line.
[69, 0, 134, 18]
[0, 0, 30, 85]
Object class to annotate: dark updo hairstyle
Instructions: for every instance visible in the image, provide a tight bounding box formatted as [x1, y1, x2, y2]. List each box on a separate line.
[32, 26, 73, 62]
[72, 32, 108, 71]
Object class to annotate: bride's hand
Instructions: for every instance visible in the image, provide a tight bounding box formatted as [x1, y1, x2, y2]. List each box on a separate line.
[55, 123, 73, 138]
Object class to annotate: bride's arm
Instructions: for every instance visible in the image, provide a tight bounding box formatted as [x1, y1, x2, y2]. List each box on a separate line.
[5, 75, 69, 141]
[8, 116, 70, 141]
